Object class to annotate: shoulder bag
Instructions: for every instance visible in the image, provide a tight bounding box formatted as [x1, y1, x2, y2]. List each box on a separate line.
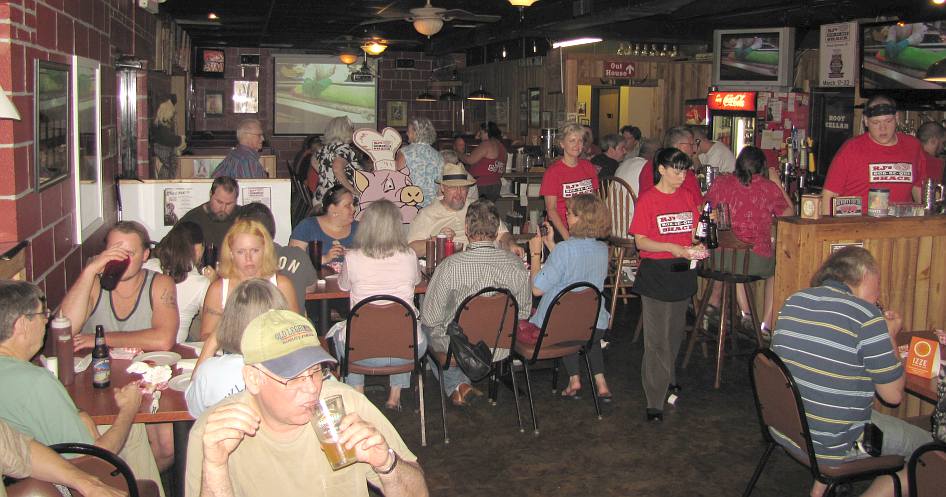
[445, 294, 510, 383]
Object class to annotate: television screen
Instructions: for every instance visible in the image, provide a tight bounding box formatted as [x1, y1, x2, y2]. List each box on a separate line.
[713, 28, 794, 89]
[273, 54, 377, 135]
[718, 32, 782, 83]
[860, 21, 946, 92]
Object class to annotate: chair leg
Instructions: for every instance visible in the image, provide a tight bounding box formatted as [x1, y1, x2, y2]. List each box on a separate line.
[684, 281, 715, 368]
[607, 246, 626, 331]
[508, 359, 524, 433]
[715, 283, 729, 389]
[432, 360, 450, 445]
[583, 352, 601, 420]
[417, 367, 427, 447]
[891, 472, 901, 497]
[521, 359, 538, 435]
[551, 360, 559, 394]
[741, 442, 775, 497]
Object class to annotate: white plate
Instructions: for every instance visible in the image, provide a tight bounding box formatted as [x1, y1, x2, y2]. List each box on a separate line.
[167, 373, 191, 392]
[133, 351, 181, 367]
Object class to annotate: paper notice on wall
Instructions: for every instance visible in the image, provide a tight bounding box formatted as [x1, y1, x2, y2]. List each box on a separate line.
[760, 130, 783, 150]
[768, 101, 782, 122]
[162, 188, 193, 226]
[193, 159, 217, 178]
[242, 187, 272, 209]
[787, 93, 795, 112]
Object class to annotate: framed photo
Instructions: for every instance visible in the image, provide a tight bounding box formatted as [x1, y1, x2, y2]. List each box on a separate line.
[205, 91, 224, 117]
[35, 60, 70, 191]
[528, 88, 541, 128]
[232, 80, 258, 114]
[195, 48, 225, 78]
[387, 100, 407, 127]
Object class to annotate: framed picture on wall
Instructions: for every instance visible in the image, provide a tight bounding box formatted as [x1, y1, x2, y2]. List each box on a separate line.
[205, 91, 224, 116]
[387, 100, 407, 127]
[528, 88, 541, 128]
[232, 80, 258, 113]
[35, 60, 70, 191]
[518, 90, 528, 133]
[195, 48, 226, 78]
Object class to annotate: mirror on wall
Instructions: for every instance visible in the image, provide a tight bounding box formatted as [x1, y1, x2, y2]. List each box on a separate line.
[35, 60, 70, 191]
[72, 56, 103, 241]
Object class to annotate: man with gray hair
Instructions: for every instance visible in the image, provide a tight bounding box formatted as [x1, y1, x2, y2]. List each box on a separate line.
[691, 125, 736, 173]
[421, 200, 533, 406]
[636, 126, 703, 198]
[771, 247, 929, 497]
[916, 120, 945, 183]
[212, 118, 268, 178]
[590, 133, 626, 181]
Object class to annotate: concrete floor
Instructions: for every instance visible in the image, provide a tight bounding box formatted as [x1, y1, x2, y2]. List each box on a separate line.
[367, 300, 858, 497]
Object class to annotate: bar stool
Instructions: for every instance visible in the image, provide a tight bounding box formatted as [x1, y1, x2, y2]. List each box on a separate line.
[683, 230, 765, 389]
[597, 175, 641, 336]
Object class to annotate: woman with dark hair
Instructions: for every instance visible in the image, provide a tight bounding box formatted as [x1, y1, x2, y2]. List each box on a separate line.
[704, 145, 792, 336]
[528, 193, 613, 401]
[629, 147, 705, 422]
[461, 121, 507, 201]
[143, 221, 212, 343]
[288, 184, 358, 268]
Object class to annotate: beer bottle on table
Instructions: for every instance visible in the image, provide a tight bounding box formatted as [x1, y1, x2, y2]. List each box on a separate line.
[91, 325, 110, 389]
[706, 214, 719, 250]
[695, 202, 712, 245]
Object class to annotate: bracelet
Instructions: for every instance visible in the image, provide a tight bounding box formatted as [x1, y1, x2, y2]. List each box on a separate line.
[374, 448, 398, 475]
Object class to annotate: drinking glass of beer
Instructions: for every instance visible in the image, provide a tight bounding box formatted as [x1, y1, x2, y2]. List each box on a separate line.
[310, 395, 357, 470]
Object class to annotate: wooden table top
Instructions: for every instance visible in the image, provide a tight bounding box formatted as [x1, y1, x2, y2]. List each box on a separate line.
[304, 274, 428, 301]
[65, 345, 196, 425]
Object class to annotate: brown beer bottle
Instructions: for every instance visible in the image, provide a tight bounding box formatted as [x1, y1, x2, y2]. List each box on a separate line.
[91, 325, 111, 389]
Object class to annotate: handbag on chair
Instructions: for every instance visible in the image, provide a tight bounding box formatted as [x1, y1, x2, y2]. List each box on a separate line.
[445, 294, 510, 382]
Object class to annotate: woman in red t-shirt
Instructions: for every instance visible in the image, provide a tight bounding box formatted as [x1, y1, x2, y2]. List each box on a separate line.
[461, 121, 507, 201]
[629, 148, 705, 423]
[540, 122, 599, 240]
[704, 146, 793, 336]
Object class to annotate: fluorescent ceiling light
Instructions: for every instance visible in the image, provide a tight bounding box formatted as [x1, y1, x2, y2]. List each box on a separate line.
[552, 37, 602, 49]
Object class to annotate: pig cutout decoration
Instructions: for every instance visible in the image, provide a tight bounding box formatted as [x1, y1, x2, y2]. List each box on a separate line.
[352, 127, 424, 223]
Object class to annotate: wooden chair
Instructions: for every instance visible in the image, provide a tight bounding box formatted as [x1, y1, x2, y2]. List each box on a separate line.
[743, 350, 904, 497]
[683, 229, 764, 388]
[286, 159, 313, 226]
[597, 175, 641, 337]
[5, 442, 159, 497]
[909, 441, 946, 497]
[343, 295, 442, 447]
[431, 288, 522, 439]
[511, 282, 602, 434]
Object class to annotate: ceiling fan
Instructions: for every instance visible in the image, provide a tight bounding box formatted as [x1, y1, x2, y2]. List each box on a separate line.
[361, 0, 501, 38]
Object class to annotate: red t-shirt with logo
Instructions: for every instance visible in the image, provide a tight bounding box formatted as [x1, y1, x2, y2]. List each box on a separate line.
[540, 158, 599, 225]
[824, 132, 925, 205]
[924, 151, 943, 184]
[637, 160, 703, 201]
[468, 143, 507, 186]
[629, 186, 702, 260]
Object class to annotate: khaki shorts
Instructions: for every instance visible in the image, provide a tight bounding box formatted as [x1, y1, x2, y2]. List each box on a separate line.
[714, 251, 775, 278]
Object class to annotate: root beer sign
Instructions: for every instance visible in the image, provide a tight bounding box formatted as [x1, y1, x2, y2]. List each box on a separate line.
[708, 91, 757, 112]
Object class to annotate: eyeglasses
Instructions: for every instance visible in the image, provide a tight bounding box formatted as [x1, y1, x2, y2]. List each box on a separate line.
[695, 139, 702, 148]
[24, 308, 51, 320]
[253, 365, 332, 389]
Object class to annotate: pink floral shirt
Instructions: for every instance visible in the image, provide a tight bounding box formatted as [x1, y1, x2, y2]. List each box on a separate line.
[705, 174, 788, 258]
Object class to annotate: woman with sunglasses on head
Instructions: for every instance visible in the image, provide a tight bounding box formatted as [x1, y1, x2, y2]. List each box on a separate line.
[629, 147, 706, 423]
[289, 184, 358, 273]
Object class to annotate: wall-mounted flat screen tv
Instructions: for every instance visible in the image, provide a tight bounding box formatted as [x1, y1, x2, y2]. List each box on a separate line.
[860, 20, 946, 100]
[713, 28, 795, 89]
[273, 54, 377, 135]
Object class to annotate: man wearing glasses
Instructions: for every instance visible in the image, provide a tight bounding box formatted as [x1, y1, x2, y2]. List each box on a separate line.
[635, 126, 704, 200]
[212, 119, 269, 179]
[691, 125, 736, 174]
[0, 280, 163, 495]
[186, 310, 428, 497]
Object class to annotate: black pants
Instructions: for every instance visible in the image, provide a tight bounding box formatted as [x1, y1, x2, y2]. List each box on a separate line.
[562, 328, 606, 377]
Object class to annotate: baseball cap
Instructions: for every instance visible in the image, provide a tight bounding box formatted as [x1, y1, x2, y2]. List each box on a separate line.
[240, 310, 337, 379]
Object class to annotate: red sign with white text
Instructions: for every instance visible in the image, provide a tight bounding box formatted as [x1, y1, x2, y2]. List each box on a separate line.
[708, 91, 757, 112]
[604, 61, 636, 78]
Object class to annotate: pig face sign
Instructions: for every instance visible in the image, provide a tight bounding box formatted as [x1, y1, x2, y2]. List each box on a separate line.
[352, 126, 423, 223]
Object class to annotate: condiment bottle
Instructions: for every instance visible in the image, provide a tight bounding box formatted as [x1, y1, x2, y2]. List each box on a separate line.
[51, 314, 74, 385]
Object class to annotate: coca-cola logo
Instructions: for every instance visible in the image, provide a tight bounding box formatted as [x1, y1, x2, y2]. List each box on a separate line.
[708, 92, 755, 111]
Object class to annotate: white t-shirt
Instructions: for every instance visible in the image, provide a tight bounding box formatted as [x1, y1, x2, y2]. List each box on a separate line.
[407, 199, 508, 246]
[184, 353, 245, 418]
[699, 141, 737, 173]
[615, 157, 646, 198]
[142, 258, 210, 343]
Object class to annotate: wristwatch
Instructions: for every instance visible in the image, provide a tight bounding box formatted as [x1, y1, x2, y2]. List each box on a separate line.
[374, 448, 399, 475]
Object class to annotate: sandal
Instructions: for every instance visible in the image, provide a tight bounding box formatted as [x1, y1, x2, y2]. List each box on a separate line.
[384, 402, 402, 412]
[561, 386, 582, 400]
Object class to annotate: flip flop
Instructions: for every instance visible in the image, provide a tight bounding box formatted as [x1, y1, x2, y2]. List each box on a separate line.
[597, 393, 613, 403]
[561, 387, 581, 400]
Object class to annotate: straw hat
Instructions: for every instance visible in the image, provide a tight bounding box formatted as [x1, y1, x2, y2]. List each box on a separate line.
[436, 162, 476, 187]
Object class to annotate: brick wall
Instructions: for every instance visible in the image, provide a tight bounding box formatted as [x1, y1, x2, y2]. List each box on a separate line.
[191, 48, 459, 176]
[0, 0, 156, 307]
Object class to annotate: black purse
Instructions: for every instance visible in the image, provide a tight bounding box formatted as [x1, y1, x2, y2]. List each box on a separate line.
[445, 294, 510, 383]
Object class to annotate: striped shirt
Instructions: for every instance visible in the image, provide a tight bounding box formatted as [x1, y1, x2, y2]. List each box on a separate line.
[771, 280, 902, 462]
[421, 241, 532, 353]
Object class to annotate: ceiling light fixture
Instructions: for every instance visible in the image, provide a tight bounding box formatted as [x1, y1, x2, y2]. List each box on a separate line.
[439, 89, 459, 101]
[339, 49, 359, 65]
[934, 0, 945, 5]
[552, 37, 602, 49]
[416, 90, 437, 102]
[412, 17, 444, 37]
[467, 86, 494, 101]
[508, 0, 539, 6]
[362, 40, 388, 56]
[207, 12, 219, 20]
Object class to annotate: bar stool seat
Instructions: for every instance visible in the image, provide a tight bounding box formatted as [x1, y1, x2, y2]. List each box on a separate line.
[684, 230, 765, 389]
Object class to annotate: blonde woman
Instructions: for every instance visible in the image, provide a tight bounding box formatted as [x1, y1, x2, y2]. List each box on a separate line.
[197, 219, 299, 363]
[315, 116, 361, 204]
[539, 122, 600, 240]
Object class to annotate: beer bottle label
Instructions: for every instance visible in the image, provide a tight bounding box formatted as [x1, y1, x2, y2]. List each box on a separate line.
[695, 221, 708, 239]
[92, 359, 110, 385]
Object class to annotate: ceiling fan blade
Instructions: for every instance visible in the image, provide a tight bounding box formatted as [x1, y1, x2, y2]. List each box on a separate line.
[358, 17, 404, 26]
[440, 10, 501, 23]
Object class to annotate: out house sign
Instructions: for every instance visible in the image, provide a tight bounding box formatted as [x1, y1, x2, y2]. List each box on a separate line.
[604, 61, 635, 78]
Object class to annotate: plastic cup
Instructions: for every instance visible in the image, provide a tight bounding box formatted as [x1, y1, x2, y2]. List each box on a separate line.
[310, 395, 357, 470]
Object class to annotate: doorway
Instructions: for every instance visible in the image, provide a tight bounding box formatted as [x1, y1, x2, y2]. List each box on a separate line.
[592, 87, 620, 140]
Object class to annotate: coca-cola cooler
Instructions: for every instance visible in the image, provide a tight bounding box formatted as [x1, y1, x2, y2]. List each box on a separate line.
[707, 91, 758, 157]
[754, 91, 811, 168]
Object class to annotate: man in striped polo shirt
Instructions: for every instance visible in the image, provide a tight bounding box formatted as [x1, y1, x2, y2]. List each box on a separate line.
[771, 247, 929, 497]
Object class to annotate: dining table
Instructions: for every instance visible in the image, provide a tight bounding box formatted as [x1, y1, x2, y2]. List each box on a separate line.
[64, 343, 197, 497]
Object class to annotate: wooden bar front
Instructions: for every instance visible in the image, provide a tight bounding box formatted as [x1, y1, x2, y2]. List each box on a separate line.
[774, 215, 946, 417]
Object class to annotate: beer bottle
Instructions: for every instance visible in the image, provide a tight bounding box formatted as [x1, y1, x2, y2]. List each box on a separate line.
[706, 214, 719, 250]
[695, 202, 712, 244]
[91, 325, 110, 389]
